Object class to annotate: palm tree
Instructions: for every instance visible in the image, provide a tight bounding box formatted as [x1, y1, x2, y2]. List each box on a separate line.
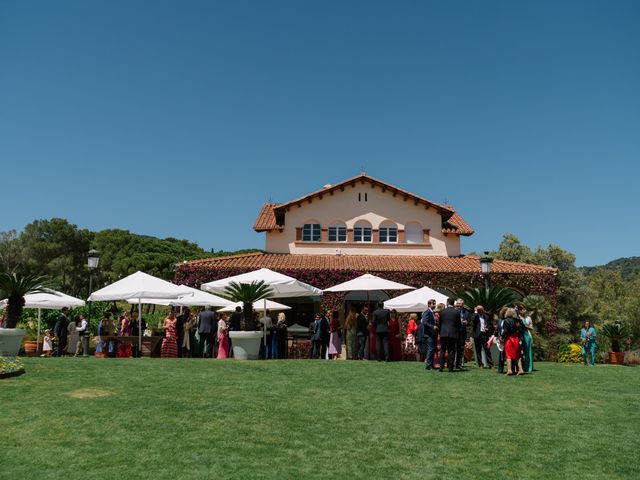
[601, 322, 629, 353]
[0, 272, 54, 329]
[456, 286, 522, 317]
[223, 281, 273, 331]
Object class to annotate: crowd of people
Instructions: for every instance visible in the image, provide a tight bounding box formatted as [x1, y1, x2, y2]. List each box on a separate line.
[36, 298, 542, 371]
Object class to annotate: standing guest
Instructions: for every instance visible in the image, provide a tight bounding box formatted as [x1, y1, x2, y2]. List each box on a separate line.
[41, 329, 53, 357]
[259, 310, 274, 359]
[130, 311, 147, 358]
[437, 298, 461, 372]
[388, 309, 402, 361]
[328, 310, 342, 359]
[75, 314, 88, 356]
[343, 309, 358, 360]
[580, 321, 597, 366]
[420, 299, 438, 370]
[503, 308, 524, 375]
[198, 307, 216, 358]
[321, 310, 331, 359]
[96, 313, 111, 357]
[471, 306, 493, 369]
[276, 312, 288, 359]
[67, 316, 79, 356]
[181, 309, 196, 358]
[518, 305, 534, 372]
[175, 308, 189, 358]
[53, 307, 70, 356]
[217, 314, 230, 359]
[454, 299, 470, 370]
[117, 312, 132, 358]
[356, 305, 369, 360]
[404, 313, 419, 361]
[310, 313, 324, 359]
[434, 303, 445, 367]
[495, 307, 508, 373]
[161, 311, 178, 358]
[372, 302, 390, 362]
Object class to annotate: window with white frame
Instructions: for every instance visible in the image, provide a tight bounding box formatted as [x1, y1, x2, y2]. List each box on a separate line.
[328, 223, 347, 242]
[302, 223, 321, 242]
[354, 221, 372, 242]
[379, 222, 398, 243]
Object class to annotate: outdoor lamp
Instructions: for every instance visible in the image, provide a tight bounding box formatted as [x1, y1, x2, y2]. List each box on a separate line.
[480, 252, 493, 274]
[88, 249, 100, 270]
[84, 249, 100, 357]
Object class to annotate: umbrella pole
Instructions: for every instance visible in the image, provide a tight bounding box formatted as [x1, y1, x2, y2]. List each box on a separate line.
[37, 308, 41, 354]
[138, 299, 142, 355]
[263, 298, 267, 355]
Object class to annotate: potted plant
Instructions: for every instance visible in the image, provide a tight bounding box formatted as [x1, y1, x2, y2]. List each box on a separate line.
[601, 321, 628, 365]
[223, 280, 272, 360]
[0, 272, 53, 356]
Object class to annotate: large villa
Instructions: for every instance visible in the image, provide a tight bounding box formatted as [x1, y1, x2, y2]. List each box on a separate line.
[176, 173, 556, 323]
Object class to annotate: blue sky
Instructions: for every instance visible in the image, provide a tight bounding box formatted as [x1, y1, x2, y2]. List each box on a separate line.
[1, 0, 638, 266]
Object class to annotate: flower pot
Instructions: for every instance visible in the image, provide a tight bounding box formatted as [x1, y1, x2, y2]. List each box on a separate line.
[229, 331, 263, 360]
[609, 351, 625, 365]
[0, 328, 26, 356]
[23, 340, 38, 357]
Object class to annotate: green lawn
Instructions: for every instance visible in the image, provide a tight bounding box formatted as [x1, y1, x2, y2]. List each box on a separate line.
[1, 359, 639, 480]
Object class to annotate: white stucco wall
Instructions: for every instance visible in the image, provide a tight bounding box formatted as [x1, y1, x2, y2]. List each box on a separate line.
[264, 183, 463, 256]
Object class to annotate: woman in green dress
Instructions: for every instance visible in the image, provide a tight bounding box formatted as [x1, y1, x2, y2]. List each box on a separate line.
[519, 305, 534, 373]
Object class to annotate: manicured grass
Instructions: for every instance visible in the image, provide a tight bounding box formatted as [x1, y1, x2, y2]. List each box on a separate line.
[1, 359, 639, 479]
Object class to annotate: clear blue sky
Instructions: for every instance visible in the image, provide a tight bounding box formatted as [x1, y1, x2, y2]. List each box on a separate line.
[1, 0, 638, 266]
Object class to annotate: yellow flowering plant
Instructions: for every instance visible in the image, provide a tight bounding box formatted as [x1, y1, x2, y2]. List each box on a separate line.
[557, 343, 583, 363]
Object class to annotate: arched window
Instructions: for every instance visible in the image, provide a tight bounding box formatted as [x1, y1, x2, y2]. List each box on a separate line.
[302, 222, 321, 242]
[354, 220, 372, 243]
[328, 221, 347, 242]
[405, 222, 423, 244]
[379, 220, 398, 243]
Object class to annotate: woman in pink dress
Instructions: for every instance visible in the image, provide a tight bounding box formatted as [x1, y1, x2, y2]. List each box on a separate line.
[117, 312, 132, 358]
[328, 310, 342, 359]
[388, 309, 402, 361]
[161, 311, 178, 358]
[217, 315, 230, 359]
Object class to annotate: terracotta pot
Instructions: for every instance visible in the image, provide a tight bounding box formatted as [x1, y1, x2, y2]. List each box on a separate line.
[609, 351, 625, 365]
[23, 340, 38, 357]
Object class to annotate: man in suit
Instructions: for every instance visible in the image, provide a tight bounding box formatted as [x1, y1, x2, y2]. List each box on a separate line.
[455, 299, 471, 370]
[438, 298, 461, 372]
[420, 299, 438, 370]
[356, 305, 369, 360]
[130, 311, 147, 358]
[471, 305, 493, 368]
[310, 313, 325, 359]
[53, 307, 70, 356]
[198, 307, 216, 358]
[371, 302, 390, 362]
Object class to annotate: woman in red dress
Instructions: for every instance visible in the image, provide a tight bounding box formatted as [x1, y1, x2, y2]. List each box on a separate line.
[217, 314, 230, 359]
[503, 308, 523, 375]
[388, 309, 402, 361]
[404, 313, 419, 360]
[161, 311, 178, 358]
[117, 312, 132, 358]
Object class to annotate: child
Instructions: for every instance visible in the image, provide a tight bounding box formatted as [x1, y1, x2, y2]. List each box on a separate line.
[42, 329, 53, 357]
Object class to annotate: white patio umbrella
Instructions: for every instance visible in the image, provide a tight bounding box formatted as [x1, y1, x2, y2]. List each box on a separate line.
[126, 286, 232, 308]
[324, 274, 415, 310]
[201, 268, 322, 349]
[218, 299, 291, 313]
[383, 286, 449, 313]
[88, 271, 192, 352]
[0, 291, 85, 351]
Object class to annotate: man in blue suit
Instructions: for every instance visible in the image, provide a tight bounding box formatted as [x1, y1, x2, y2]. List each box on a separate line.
[420, 299, 438, 370]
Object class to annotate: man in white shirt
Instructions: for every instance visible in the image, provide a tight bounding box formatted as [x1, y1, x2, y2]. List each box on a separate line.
[471, 305, 493, 368]
[75, 313, 88, 356]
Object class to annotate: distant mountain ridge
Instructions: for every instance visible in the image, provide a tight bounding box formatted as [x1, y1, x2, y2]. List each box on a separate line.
[581, 256, 640, 280]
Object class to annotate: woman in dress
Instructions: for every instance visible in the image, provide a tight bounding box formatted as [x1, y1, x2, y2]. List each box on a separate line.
[117, 312, 132, 358]
[217, 314, 230, 359]
[95, 313, 111, 357]
[518, 305, 534, 373]
[404, 313, 419, 361]
[328, 310, 342, 359]
[580, 320, 597, 366]
[388, 309, 402, 361]
[343, 309, 358, 359]
[161, 311, 178, 358]
[67, 316, 79, 356]
[503, 308, 524, 375]
[276, 312, 288, 359]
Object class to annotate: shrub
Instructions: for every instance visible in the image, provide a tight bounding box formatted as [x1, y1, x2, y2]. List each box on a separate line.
[624, 350, 640, 366]
[0, 356, 25, 377]
[557, 343, 583, 363]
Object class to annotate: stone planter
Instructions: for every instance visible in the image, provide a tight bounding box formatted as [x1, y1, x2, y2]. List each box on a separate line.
[0, 328, 26, 356]
[229, 331, 263, 360]
[609, 351, 625, 365]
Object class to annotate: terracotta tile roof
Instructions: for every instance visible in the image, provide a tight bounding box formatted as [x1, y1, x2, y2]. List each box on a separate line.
[253, 203, 282, 232]
[186, 252, 554, 275]
[274, 173, 455, 219]
[442, 208, 474, 236]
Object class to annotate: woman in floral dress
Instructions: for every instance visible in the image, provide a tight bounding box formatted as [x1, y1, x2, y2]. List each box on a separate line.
[161, 311, 178, 358]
